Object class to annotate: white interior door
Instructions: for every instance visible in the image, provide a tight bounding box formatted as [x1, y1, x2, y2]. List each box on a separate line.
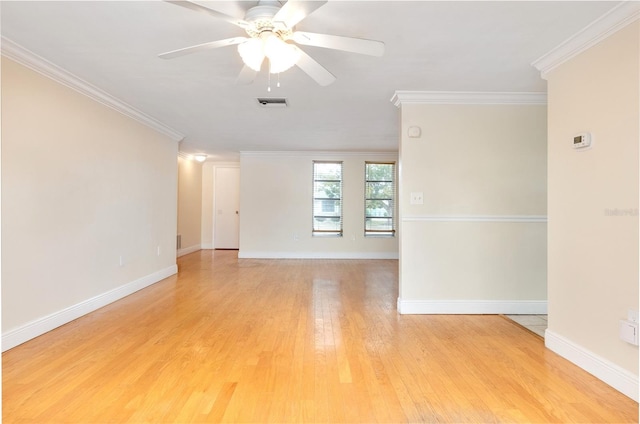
[214, 166, 240, 249]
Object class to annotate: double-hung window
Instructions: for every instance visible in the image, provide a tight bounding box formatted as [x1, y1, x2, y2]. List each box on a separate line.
[364, 162, 396, 236]
[312, 161, 343, 236]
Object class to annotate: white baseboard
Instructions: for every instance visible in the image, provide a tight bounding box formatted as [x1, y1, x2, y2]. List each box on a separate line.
[2, 264, 178, 352]
[397, 299, 548, 315]
[177, 244, 201, 257]
[545, 329, 639, 402]
[201, 243, 214, 249]
[238, 250, 399, 259]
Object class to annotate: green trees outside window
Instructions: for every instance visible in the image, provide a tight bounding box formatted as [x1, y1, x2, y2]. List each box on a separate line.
[312, 161, 343, 236]
[365, 162, 395, 236]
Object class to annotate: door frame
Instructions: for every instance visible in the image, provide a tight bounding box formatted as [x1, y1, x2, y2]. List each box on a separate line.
[213, 164, 240, 249]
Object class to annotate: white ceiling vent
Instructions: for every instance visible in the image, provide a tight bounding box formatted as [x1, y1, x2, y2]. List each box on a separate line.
[257, 98, 288, 108]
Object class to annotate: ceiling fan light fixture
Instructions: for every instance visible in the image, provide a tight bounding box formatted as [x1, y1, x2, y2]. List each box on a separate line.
[264, 34, 300, 74]
[237, 38, 265, 71]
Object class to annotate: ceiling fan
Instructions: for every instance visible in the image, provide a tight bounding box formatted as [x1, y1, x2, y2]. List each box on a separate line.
[159, 0, 385, 86]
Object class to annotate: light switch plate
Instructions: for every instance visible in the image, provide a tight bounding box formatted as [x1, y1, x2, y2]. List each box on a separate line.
[410, 192, 424, 205]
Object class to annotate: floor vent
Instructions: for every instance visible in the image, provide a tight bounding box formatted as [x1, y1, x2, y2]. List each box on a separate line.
[257, 98, 288, 108]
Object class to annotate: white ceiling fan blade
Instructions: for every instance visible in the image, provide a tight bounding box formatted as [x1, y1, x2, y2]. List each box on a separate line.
[159, 37, 248, 59]
[273, 0, 328, 28]
[292, 32, 385, 57]
[165, 1, 249, 28]
[294, 46, 336, 86]
[236, 65, 257, 85]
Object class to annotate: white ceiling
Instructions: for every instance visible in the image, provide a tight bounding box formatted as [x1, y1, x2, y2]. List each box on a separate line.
[1, 1, 619, 161]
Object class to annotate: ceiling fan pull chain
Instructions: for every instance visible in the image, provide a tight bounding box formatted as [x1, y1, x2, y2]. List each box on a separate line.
[277, 72, 281, 88]
[268, 67, 271, 92]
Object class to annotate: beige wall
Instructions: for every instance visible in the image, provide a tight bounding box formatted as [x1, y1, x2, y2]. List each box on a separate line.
[398, 104, 548, 313]
[1, 57, 178, 346]
[239, 152, 399, 258]
[546, 21, 639, 378]
[177, 156, 202, 255]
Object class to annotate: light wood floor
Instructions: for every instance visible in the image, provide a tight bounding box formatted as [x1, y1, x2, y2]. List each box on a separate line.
[3, 250, 638, 423]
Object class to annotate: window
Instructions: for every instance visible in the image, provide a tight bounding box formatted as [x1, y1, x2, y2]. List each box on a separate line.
[313, 161, 343, 236]
[365, 162, 395, 236]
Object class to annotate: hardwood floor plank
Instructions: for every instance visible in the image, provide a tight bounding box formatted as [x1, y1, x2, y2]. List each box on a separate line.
[3, 250, 637, 423]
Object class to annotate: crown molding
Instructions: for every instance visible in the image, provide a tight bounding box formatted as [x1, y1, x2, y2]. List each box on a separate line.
[390, 91, 547, 108]
[1, 37, 185, 142]
[532, 1, 640, 79]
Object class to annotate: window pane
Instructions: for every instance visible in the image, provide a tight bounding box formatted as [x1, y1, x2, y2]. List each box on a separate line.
[366, 163, 393, 181]
[365, 217, 393, 231]
[314, 217, 341, 231]
[365, 199, 392, 217]
[314, 199, 341, 216]
[366, 182, 393, 199]
[313, 161, 343, 236]
[365, 162, 395, 237]
[314, 163, 341, 181]
[314, 181, 341, 199]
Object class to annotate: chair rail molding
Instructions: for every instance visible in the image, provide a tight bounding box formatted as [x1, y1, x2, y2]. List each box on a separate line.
[402, 215, 547, 223]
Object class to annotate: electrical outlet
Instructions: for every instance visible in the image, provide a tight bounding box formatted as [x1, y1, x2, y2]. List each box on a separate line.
[620, 320, 639, 345]
[157, 245, 161, 256]
[293, 234, 299, 241]
[628, 309, 639, 323]
[410, 192, 424, 205]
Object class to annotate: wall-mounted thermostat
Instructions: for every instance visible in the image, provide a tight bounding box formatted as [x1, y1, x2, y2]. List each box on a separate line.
[573, 132, 592, 149]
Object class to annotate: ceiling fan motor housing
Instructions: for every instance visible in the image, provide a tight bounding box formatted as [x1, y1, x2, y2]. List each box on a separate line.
[244, 5, 292, 40]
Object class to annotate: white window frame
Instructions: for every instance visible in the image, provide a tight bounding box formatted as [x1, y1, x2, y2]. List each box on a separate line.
[364, 162, 396, 237]
[312, 161, 343, 237]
